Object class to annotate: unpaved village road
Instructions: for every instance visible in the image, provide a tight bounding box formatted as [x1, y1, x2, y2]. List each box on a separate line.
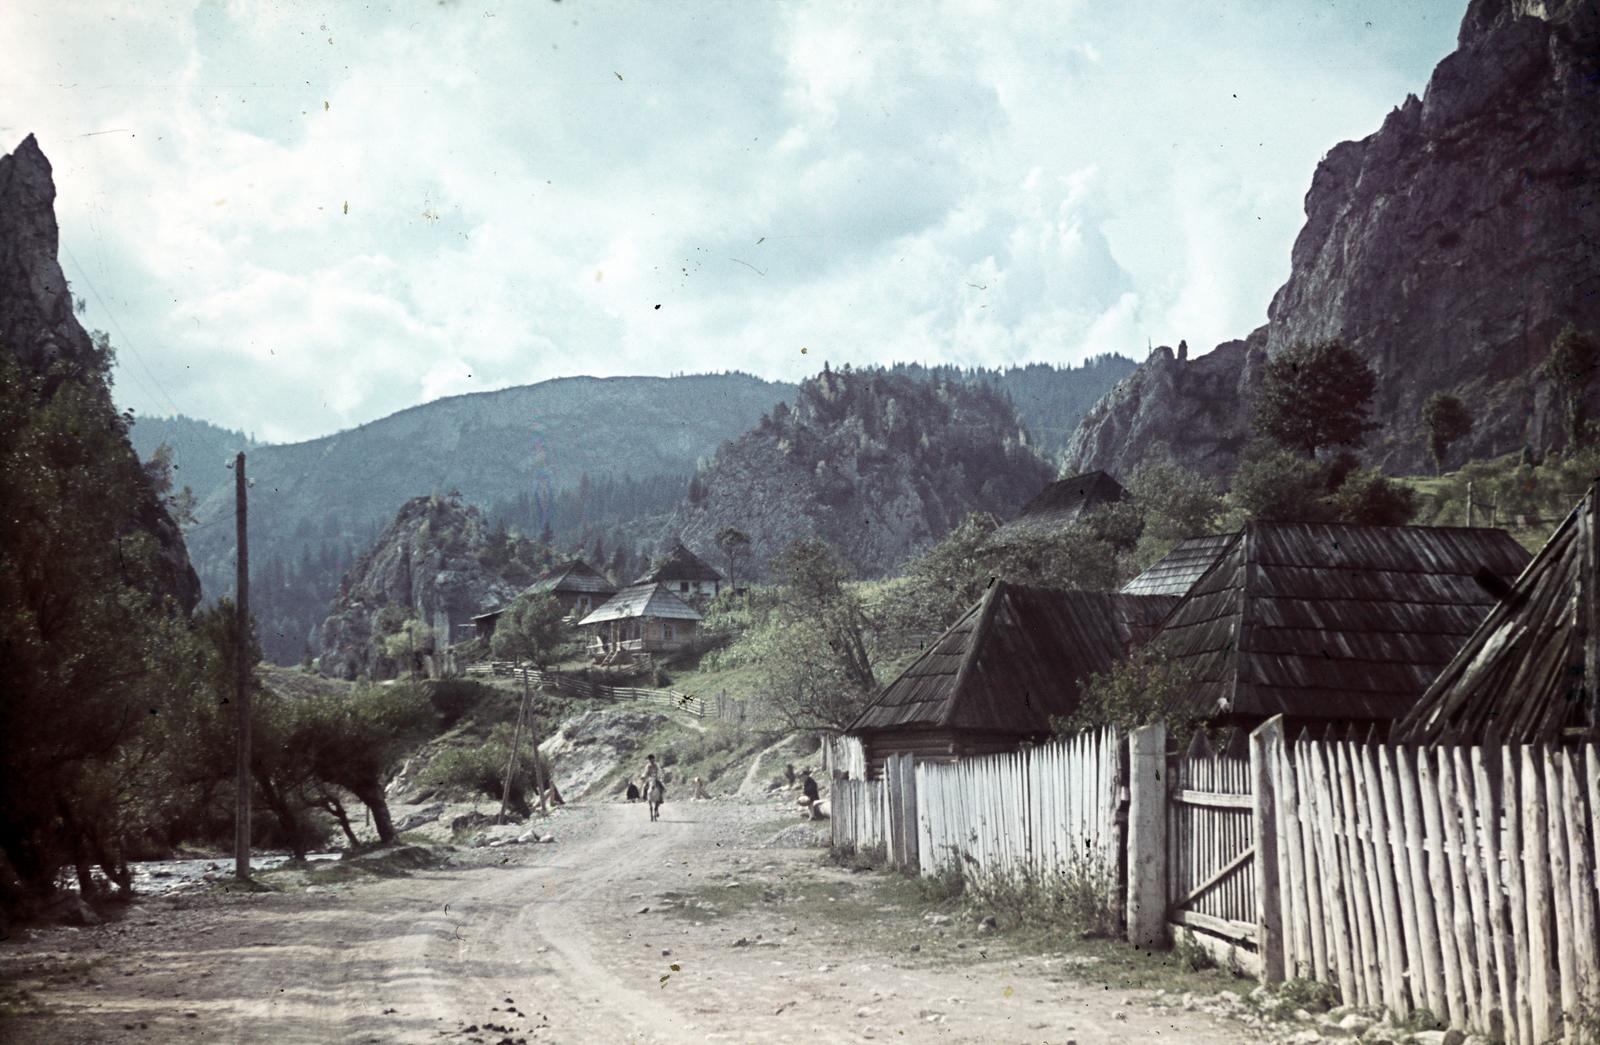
[1, 800, 1253, 1044]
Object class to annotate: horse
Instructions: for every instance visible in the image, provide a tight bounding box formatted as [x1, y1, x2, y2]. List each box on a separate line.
[646, 778, 665, 822]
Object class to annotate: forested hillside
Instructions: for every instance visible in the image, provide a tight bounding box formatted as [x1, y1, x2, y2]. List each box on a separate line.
[670, 364, 1058, 578]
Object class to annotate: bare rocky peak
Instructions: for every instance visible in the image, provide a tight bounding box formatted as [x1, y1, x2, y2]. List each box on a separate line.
[0, 134, 201, 612]
[1066, 0, 1599, 477]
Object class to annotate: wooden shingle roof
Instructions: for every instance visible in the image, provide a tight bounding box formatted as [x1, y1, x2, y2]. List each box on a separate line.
[635, 541, 723, 584]
[1121, 534, 1237, 597]
[578, 582, 703, 626]
[527, 559, 618, 598]
[1394, 486, 1600, 744]
[1154, 522, 1532, 724]
[847, 583, 1178, 736]
[993, 471, 1126, 541]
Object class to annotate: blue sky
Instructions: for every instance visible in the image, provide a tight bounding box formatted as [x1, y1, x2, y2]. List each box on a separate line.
[1, 0, 1462, 442]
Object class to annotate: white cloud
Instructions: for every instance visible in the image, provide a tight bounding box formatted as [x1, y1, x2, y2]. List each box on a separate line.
[0, 0, 1461, 442]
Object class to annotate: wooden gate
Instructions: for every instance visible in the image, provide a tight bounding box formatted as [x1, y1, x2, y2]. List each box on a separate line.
[1167, 729, 1260, 971]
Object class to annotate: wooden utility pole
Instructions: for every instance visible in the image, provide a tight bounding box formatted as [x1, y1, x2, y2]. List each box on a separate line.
[234, 452, 252, 879]
[499, 660, 531, 823]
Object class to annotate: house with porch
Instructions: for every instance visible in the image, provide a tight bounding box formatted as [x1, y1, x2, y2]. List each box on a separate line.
[578, 581, 702, 658]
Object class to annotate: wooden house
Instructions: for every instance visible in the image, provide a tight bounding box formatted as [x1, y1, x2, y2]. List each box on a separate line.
[1394, 486, 1600, 744]
[991, 470, 1126, 544]
[578, 581, 702, 657]
[1150, 521, 1532, 732]
[635, 540, 724, 607]
[469, 558, 617, 641]
[844, 582, 1177, 778]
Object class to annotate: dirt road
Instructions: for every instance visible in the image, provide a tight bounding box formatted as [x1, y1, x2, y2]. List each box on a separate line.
[1, 800, 1252, 1044]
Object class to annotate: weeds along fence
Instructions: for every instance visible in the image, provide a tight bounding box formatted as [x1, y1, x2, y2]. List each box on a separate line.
[465, 662, 706, 718]
[1264, 729, 1600, 1045]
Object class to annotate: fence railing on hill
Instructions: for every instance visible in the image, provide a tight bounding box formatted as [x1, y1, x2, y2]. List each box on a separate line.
[826, 718, 1599, 1044]
[464, 661, 706, 718]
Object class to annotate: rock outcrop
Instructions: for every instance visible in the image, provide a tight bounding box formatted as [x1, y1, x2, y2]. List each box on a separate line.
[0, 135, 200, 612]
[1067, 0, 1600, 477]
[316, 494, 528, 679]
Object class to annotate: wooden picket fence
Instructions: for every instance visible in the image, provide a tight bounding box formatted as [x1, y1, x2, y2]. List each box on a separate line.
[914, 730, 1121, 882]
[1265, 731, 1600, 1044]
[466, 661, 706, 717]
[831, 776, 889, 854]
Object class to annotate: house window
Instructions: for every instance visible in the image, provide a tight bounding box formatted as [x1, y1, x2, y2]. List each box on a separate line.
[680, 581, 689, 593]
[664, 623, 675, 641]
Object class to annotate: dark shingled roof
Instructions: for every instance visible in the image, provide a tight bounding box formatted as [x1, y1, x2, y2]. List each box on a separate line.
[1153, 522, 1532, 723]
[635, 541, 723, 584]
[579, 582, 703, 626]
[527, 559, 618, 598]
[1122, 534, 1238, 597]
[993, 471, 1126, 540]
[847, 583, 1178, 735]
[1394, 487, 1600, 744]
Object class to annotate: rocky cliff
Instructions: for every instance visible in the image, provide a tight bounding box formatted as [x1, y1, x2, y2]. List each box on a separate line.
[669, 366, 1056, 578]
[1067, 0, 1600, 477]
[317, 494, 532, 679]
[0, 135, 200, 612]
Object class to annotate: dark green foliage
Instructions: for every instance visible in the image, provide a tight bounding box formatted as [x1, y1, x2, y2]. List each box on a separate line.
[0, 353, 201, 905]
[489, 592, 569, 668]
[1420, 392, 1474, 474]
[421, 723, 552, 818]
[1230, 442, 1416, 526]
[714, 526, 752, 590]
[1060, 640, 1205, 735]
[1543, 324, 1600, 450]
[1253, 339, 1378, 457]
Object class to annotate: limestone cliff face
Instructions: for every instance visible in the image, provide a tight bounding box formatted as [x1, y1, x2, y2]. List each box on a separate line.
[0, 135, 201, 612]
[1067, 0, 1600, 477]
[317, 495, 526, 680]
[1060, 333, 1266, 479]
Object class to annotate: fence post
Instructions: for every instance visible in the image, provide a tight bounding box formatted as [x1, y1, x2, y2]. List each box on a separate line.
[1251, 716, 1287, 983]
[1126, 722, 1167, 948]
[899, 753, 919, 873]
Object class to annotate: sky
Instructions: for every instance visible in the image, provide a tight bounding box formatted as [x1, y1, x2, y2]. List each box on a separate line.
[1, 0, 1462, 444]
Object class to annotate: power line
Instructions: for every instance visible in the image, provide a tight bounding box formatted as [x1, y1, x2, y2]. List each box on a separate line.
[60, 242, 183, 417]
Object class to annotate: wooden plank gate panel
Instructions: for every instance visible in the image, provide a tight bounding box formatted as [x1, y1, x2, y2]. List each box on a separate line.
[1167, 728, 1260, 968]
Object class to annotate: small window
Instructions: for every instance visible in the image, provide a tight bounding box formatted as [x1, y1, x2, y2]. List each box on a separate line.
[664, 624, 675, 641]
[680, 581, 689, 593]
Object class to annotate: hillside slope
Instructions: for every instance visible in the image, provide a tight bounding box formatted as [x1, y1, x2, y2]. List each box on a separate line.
[1066, 0, 1600, 478]
[669, 365, 1056, 578]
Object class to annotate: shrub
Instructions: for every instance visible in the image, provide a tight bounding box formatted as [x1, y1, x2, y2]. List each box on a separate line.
[960, 852, 1119, 938]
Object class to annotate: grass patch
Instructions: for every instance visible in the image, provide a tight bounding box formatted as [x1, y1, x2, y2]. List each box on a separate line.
[959, 854, 1120, 938]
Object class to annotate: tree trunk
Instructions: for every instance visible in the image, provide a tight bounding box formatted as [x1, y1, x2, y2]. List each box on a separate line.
[319, 790, 360, 847]
[352, 785, 396, 844]
[255, 777, 307, 860]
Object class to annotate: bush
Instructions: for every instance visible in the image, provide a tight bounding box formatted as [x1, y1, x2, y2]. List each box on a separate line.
[1176, 933, 1216, 972]
[960, 852, 1119, 938]
[423, 679, 495, 729]
[420, 723, 553, 817]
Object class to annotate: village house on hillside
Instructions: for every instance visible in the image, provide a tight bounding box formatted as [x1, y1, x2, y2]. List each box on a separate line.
[635, 540, 724, 608]
[844, 582, 1177, 778]
[469, 558, 617, 642]
[1395, 485, 1600, 744]
[578, 581, 702, 661]
[990, 470, 1126, 544]
[1150, 522, 1532, 733]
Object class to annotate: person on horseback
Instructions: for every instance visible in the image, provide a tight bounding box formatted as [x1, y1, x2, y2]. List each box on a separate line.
[642, 754, 665, 821]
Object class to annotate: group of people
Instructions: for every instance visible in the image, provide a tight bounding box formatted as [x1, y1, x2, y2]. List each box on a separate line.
[621, 754, 826, 820]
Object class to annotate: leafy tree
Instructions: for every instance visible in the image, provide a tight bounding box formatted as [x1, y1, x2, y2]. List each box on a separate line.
[713, 526, 752, 591]
[1420, 393, 1474, 475]
[1125, 454, 1225, 569]
[1328, 468, 1419, 526]
[1058, 640, 1204, 736]
[1543, 324, 1600, 449]
[773, 540, 877, 696]
[380, 618, 435, 678]
[489, 593, 568, 669]
[1253, 339, 1378, 457]
[293, 684, 436, 844]
[0, 354, 200, 907]
[420, 723, 552, 819]
[1229, 442, 1334, 523]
